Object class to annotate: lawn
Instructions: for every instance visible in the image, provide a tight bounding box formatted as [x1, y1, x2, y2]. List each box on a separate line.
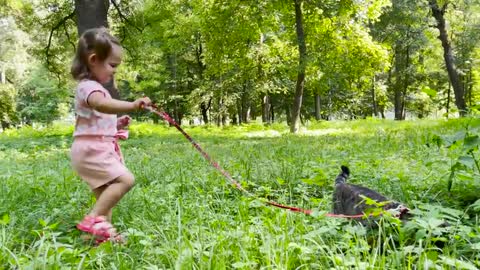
[1, 118, 480, 269]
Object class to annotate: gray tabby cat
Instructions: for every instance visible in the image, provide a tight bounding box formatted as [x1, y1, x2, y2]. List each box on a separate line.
[333, 166, 411, 223]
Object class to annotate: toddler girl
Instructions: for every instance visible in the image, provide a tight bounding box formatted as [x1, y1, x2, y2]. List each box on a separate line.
[70, 27, 151, 243]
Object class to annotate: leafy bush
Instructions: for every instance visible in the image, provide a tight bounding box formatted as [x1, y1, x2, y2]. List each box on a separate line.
[17, 66, 71, 125]
[0, 83, 18, 129]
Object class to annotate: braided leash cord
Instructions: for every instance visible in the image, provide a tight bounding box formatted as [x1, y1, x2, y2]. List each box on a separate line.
[144, 105, 367, 219]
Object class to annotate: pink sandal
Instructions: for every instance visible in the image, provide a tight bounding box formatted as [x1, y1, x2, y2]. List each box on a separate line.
[77, 215, 125, 244]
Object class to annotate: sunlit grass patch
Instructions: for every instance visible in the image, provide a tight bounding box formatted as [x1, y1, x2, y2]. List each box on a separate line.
[244, 130, 282, 138]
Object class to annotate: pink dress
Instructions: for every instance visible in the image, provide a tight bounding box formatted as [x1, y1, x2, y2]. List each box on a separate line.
[70, 80, 129, 189]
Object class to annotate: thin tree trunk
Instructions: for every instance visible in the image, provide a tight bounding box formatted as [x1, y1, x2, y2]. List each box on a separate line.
[285, 102, 292, 126]
[314, 94, 321, 120]
[200, 98, 211, 124]
[0, 68, 9, 129]
[401, 45, 410, 120]
[270, 104, 275, 122]
[222, 114, 227, 126]
[170, 53, 180, 124]
[0, 69, 5, 84]
[446, 81, 451, 118]
[371, 76, 378, 117]
[290, 0, 307, 133]
[393, 45, 404, 120]
[195, 32, 209, 124]
[327, 84, 333, 121]
[262, 95, 271, 124]
[467, 69, 473, 106]
[236, 98, 242, 125]
[258, 33, 271, 124]
[240, 83, 250, 123]
[385, 54, 393, 120]
[429, 0, 467, 116]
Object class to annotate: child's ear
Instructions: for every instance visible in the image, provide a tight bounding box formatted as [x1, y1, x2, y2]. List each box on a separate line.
[87, 54, 98, 65]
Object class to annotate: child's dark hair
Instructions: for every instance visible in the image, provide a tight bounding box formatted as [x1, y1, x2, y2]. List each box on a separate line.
[71, 27, 120, 81]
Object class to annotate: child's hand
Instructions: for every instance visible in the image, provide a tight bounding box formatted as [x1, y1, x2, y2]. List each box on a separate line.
[133, 97, 152, 110]
[117, 115, 131, 129]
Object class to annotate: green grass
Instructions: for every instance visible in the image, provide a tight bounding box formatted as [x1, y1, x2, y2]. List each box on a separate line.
[1, 118, 480, 269]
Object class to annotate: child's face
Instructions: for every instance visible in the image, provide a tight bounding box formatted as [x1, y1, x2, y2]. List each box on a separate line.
[89, 44, 123, 84]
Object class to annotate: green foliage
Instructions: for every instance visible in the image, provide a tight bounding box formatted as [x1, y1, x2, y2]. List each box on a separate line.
[0, 14, 31, 82]
[110, 0, 398, 123]
[0, 83, 18, 128]
[17, 66, 71, 125]
[429, 118, 480, 192]
[5, 0, 480, 125]
[15, 0, 76, 76]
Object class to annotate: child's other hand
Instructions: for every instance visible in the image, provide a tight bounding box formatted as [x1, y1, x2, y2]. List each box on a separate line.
[117, 115, 131, 129]
[133, 97, 152, 110]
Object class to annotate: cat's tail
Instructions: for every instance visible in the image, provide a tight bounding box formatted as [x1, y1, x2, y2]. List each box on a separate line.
[335, 165, 350, 185]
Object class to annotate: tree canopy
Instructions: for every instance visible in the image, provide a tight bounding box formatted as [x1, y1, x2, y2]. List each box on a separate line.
[1, 0, 480, 130]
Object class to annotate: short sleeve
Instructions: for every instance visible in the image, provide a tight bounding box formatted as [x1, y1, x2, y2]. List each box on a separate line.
[77, 80, 107, 106]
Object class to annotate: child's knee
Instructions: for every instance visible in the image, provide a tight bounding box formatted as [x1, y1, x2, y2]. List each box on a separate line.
[119, 172, 135, 190]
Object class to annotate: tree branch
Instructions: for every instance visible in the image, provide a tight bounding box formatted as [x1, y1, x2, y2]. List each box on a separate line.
[45, 12, 75, 70]
[63, 22, 76, 52]
[111, 0, 143, 32]
[441, 2, 448, 14]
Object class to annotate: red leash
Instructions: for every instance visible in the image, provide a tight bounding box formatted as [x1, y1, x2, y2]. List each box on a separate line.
[143, 105, 366, 219]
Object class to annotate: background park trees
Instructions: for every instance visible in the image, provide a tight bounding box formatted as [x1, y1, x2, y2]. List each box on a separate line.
[1, 0, 480, 132]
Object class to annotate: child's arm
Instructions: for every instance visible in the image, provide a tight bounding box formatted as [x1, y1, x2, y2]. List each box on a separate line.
[87, 92, 150, 114]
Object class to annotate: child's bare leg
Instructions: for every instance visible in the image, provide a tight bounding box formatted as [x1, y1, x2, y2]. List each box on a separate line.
[93, 185, 112, 221]
[89, 172, 135, 218]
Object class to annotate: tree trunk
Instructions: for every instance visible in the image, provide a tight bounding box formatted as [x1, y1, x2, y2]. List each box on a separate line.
[236, 98, 242, 125]
[401, 45, 410, 120]
[74, 0, 109, 35]
[285, 102, 292, 125]
[371, 76, 378, 117]
[200, 98, 211, 124]
[222, 114, 227, 126]
[0, 69, 5, 84]
[240, 85, 249, 123]
[217, 96, 225, 127]
[199, 99, 209, 123]
[174, 99, 180, 124]
[270, 104, 275, 122]
[0, 69, 5, 129]
[231, 113, 238, 125]
[258, 33, 271, 124]
[429, 0, 467, 116]
[314, 94, 321, 120]
[290, 0, 307, 133]
[467, 69, 473, 106]
[326, 83, 335, 121]
[1, 121, 10, 130]
[195, 32, 210, 124]
[262, 95, 271, 124]
[446, 81, 451, 118]
[393, 45, 405, 120]
[394, 89, 403, 120]
[74, 0, 120, 99]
